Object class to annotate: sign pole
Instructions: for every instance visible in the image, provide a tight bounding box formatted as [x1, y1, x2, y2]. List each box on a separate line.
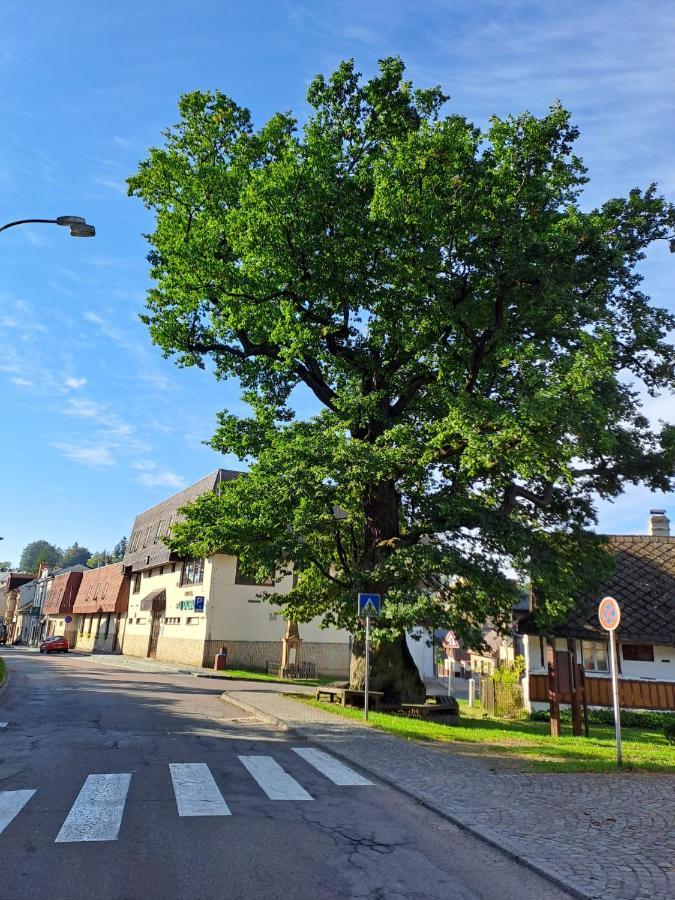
[364, 614, 370, 722]
[609, 628, 622, 767]
[598, 596, 622, 768]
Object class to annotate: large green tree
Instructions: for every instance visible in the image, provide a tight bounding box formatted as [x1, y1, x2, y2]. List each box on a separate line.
[129, 58, 675, 702]
[19, 541, 63, 573]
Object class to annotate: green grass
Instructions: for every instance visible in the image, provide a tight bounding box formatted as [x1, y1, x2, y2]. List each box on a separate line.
[291, 696, 675, 774]
[0, 657, 5, 684]
[205, 667, 336, 687]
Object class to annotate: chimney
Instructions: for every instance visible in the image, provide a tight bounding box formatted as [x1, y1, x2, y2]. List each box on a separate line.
[648, 509, 670, 537]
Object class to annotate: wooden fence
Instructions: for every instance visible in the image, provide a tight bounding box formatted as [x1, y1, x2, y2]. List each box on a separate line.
[529, 674, 675, 711]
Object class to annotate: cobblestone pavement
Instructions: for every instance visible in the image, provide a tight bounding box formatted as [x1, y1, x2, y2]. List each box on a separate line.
[222, 687, 675, 900]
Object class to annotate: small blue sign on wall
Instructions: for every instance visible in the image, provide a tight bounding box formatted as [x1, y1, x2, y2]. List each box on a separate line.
[194, 596, 205, 612]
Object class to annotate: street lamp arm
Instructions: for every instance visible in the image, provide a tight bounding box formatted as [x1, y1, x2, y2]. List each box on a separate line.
[0, 219, 59, 233]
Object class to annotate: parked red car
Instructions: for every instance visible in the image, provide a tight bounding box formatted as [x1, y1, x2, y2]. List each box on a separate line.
[39, 636, 69, 654]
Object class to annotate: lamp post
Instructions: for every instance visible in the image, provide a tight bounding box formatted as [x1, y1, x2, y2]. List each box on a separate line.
[0, 216, 95, 237]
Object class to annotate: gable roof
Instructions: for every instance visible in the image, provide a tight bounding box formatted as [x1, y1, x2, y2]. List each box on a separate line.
[123, 469, 241, 573]
[519, 535, 675, 644]
[73, 563, 129, 615]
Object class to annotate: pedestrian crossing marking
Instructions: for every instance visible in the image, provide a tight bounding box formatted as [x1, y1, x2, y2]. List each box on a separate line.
[292, 748, 373, 786]
[238, 755, 313, 801]
[55, 773, 131, 843]
[0, 790, 35, 834]
[0, 750, 374, 842]
[169, 763, 231, 817]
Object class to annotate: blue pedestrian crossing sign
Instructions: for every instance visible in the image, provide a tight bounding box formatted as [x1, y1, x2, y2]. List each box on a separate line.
[358, 593, 381, 618]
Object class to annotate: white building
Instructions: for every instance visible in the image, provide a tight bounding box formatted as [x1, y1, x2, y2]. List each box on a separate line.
[519, 509, 675, 713]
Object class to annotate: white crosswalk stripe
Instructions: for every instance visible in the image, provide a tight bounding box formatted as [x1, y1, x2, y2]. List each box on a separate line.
[0, 750, 373, 841]
[170, 763, 231, 816]
[55, 773, 131, 843]
[0, 790, 35, 834]
[238, 755, 313, 800]
[292, 748, 373, 786]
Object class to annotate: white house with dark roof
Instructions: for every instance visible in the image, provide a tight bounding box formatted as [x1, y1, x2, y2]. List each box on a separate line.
[518, 509, 675, 712]
[121, 470, 351, 676]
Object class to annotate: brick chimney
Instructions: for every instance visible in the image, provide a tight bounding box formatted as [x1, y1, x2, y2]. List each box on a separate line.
[648, 509, 670, 537]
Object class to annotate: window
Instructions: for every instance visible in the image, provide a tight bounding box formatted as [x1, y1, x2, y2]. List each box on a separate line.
[133, 573, 141, 594]
[186, 617, 199, 625]
[235, 559, 274, 586]
[164, 617, 180, 625]
[582, 640, 609, 672]
[142, 525, 153, 549]
[621, 643, 654, 662]
[180, 558, 205, 586]
[154, 521, 164, 544]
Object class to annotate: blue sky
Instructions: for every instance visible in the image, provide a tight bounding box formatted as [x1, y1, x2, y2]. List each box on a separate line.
[1, 0, 674, 565]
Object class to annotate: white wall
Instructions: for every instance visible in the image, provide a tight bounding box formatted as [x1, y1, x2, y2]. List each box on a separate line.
[406, 629, 437, 679]
[619, 644, 675, 681]
[123, 554, 350, 650]
[205, 555, 350, 645]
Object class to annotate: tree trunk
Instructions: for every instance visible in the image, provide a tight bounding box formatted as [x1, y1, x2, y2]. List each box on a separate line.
[350, 633, 426, 705]
[348, 478, 426, 705]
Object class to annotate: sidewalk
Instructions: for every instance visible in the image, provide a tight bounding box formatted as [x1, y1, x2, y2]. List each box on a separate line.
[221, 686, 674, 900]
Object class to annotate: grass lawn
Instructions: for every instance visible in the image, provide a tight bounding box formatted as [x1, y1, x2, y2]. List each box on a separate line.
[291, 696, 675, 774]
[204, 667, 336, 687]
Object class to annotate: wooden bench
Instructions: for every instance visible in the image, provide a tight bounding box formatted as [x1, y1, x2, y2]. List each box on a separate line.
[315, 686, 385, 709]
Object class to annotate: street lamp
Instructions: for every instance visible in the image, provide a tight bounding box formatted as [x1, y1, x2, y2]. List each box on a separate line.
[0, 215, 95, 237]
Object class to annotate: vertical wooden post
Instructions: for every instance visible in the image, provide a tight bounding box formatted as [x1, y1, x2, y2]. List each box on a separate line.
[546, 638, 560, 737]
[568, 638, 582, 737]
[579, 663, 590, 738]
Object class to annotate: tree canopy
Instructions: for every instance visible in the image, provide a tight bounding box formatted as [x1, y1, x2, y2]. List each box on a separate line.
[61, 542, 92, 567]
[128, 58, 675, 658]
[19, 540, 62, 573]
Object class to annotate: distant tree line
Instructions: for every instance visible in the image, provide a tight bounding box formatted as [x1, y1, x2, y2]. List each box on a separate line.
[17, 537, 128, 573]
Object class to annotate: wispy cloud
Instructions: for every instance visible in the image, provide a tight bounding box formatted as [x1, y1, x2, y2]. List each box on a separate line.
[132, 460, 184, 488]
[137, 470, 184, 488]
[64, 376, 86, 389]
[52, 443, 116, 469]
[92, 175, 127, 195]
[10, 376, 32, 388]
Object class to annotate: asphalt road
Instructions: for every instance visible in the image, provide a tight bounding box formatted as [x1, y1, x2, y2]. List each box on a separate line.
[0, 649, 571, 900]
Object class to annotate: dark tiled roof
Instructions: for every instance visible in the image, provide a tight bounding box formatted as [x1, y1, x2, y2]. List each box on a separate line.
[123, 469, 241, 573]
[519, 535, 675, 644]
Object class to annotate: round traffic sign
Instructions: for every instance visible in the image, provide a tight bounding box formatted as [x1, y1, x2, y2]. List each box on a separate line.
[598, 596, 620, 631]
[64, 615, 73, 624]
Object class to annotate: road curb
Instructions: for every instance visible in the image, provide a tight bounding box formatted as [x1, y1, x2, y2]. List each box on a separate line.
[220, 690, 592, 900]
[0, 668, 10, 700]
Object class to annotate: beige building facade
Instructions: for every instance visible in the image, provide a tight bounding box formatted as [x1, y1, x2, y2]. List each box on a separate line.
[121, 471, 350, 676]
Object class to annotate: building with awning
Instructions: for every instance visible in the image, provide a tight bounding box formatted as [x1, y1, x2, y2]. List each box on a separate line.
[72, 562, 130, 653]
